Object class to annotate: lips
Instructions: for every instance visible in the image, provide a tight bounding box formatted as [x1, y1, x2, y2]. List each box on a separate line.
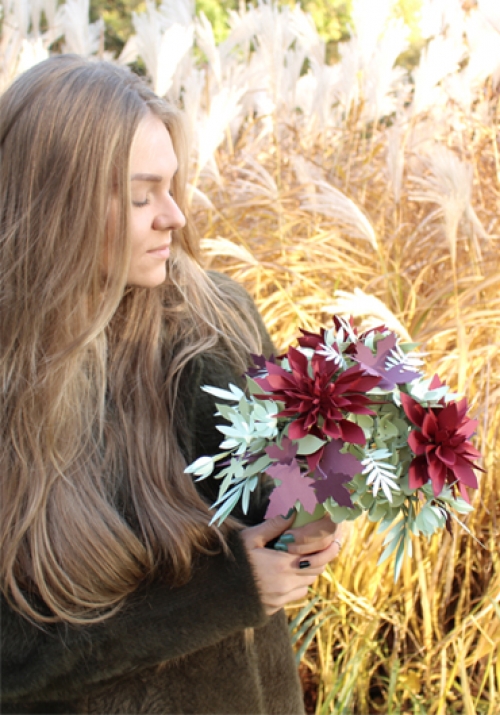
[147, 243, 170, 258]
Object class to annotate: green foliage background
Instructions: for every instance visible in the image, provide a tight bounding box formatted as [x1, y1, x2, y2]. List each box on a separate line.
[90, 0, 424, 62]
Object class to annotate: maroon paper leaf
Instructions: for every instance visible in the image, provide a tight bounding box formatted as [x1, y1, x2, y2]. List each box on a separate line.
[265, 437, 298, 465]
[312, 439, 363, 507]
[319, 439, 364, 479]
[246, 353, 276, 379]
[313, 470, 353, 507]
[354, 333, 421, 390]
[265, 460, 318, 518]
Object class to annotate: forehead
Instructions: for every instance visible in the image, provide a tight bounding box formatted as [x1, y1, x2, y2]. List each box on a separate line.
[130, 112, 177, 176]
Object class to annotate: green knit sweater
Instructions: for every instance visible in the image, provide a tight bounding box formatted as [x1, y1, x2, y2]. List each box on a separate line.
[0, 276, 305, 715]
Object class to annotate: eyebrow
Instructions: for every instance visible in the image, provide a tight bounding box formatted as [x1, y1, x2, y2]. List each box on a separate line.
[131, 173, 162, 182]
[131, 168, 179, 183]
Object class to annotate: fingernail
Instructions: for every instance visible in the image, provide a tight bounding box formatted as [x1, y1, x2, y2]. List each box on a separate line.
[274, 543, 289, 552]
[277, 534, 295, 544]
[281, 508, 296, 519]
[299, 560, 311, 569]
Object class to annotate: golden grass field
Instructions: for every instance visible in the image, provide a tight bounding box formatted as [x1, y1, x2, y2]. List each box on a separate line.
[2, 0, 500, 712]
[186, 6, 500, 709]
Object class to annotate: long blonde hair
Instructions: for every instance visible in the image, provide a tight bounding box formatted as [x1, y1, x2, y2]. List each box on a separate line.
[0, 55, 263, 624]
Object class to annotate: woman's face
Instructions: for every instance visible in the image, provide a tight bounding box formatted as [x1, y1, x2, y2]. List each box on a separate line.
[108, 112, 186, 288]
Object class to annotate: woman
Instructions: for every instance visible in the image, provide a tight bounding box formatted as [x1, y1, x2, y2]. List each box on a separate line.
[0, 55, 341, 714]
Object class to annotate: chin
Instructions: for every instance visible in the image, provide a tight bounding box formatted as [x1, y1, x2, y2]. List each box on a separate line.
[126, 268, 167, 289]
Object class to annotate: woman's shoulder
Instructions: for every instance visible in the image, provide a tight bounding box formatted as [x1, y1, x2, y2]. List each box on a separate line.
[206, 269, 255, 307]
[205, 270, 274, 359]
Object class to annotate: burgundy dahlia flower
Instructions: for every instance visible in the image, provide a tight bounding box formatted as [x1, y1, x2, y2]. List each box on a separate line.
[255, 346, 380, 445]
[400, 386, 481, 502]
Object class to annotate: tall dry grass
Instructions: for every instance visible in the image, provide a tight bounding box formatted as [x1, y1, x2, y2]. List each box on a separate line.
[2, 0, 499, 711]
[187, 3, 500, 712]
[197, 110, 500, 715]
[196, 103, 500, 714]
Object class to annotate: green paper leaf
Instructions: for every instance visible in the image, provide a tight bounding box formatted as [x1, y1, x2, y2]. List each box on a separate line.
[382, 519, 405, 546]
[358, 491, 375, 509]
[377, 535, 401, 565]
[399, 342, 420, 352]
[352, 414, 374, 437]
[246, 376, 266, 395]
[393, 535, 406, 581]
[452, 499, 474, 514]
[414, 504, 442, 536]
[376, 414, 400, 440]
[217, 466, 242, 499]
[323, 500, 362, 522]
[244, 454, 272, 478]
[241, 475, 259, 514]
[210, 488, 244, 525]
[295, 434, 326, 455]
[219, 438, 239, 450]
[368, 501, 399, 523]
[215, 403, 239, 421]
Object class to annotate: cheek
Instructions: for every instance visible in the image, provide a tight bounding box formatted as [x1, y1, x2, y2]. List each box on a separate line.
[127, 212, 152, 262]
[102, 198, 121, 279]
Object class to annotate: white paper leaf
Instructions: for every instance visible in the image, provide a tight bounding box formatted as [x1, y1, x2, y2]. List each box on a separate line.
[201, 385, 242, 402]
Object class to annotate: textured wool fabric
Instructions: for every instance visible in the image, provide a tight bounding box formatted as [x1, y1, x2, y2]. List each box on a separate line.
[1, 275, 305, 715]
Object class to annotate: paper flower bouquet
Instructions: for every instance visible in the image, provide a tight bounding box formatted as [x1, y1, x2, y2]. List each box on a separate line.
[186, 317, 482, 578]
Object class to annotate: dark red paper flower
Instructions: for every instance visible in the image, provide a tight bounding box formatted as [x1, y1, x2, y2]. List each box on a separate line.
[400, 385, 482, 502]
[297, 327, 331, 350]
[298, 319, 359, 358]
[255, 346, 380, 446]
[298, 318, 357, 349]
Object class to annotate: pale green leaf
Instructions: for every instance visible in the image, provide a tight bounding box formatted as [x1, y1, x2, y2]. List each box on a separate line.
[210, 488, 244, 525]
[246, 376, 266, 395]
[295, 434, 326, 455]
[201, 385, 241, 401]
[393, 535, 406, 581]
[184, 455, 215, 477]
[244, 454, 272, 478]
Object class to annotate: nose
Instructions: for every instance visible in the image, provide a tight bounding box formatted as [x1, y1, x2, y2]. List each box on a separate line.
[152, 196, 186, 232]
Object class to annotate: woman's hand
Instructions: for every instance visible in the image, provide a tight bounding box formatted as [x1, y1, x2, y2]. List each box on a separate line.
[241, 513, 343, 616]
[278, 514, 346, 557]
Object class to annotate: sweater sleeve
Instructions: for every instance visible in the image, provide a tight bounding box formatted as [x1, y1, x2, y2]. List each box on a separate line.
[1, 530, 267, 704]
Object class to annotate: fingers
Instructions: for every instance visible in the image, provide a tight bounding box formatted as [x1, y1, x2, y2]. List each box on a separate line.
[258, 566, 323, 615]
[241, 511, 295, 549]
[293, 537, 340, 570]
[290, 514, 338, 542]
[259, 548, 335, 615]
[243, 538, 326, 616]
[277, 516, 346, 557]
[263, 585, 311, 615]
[242, 515, 347, 617]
